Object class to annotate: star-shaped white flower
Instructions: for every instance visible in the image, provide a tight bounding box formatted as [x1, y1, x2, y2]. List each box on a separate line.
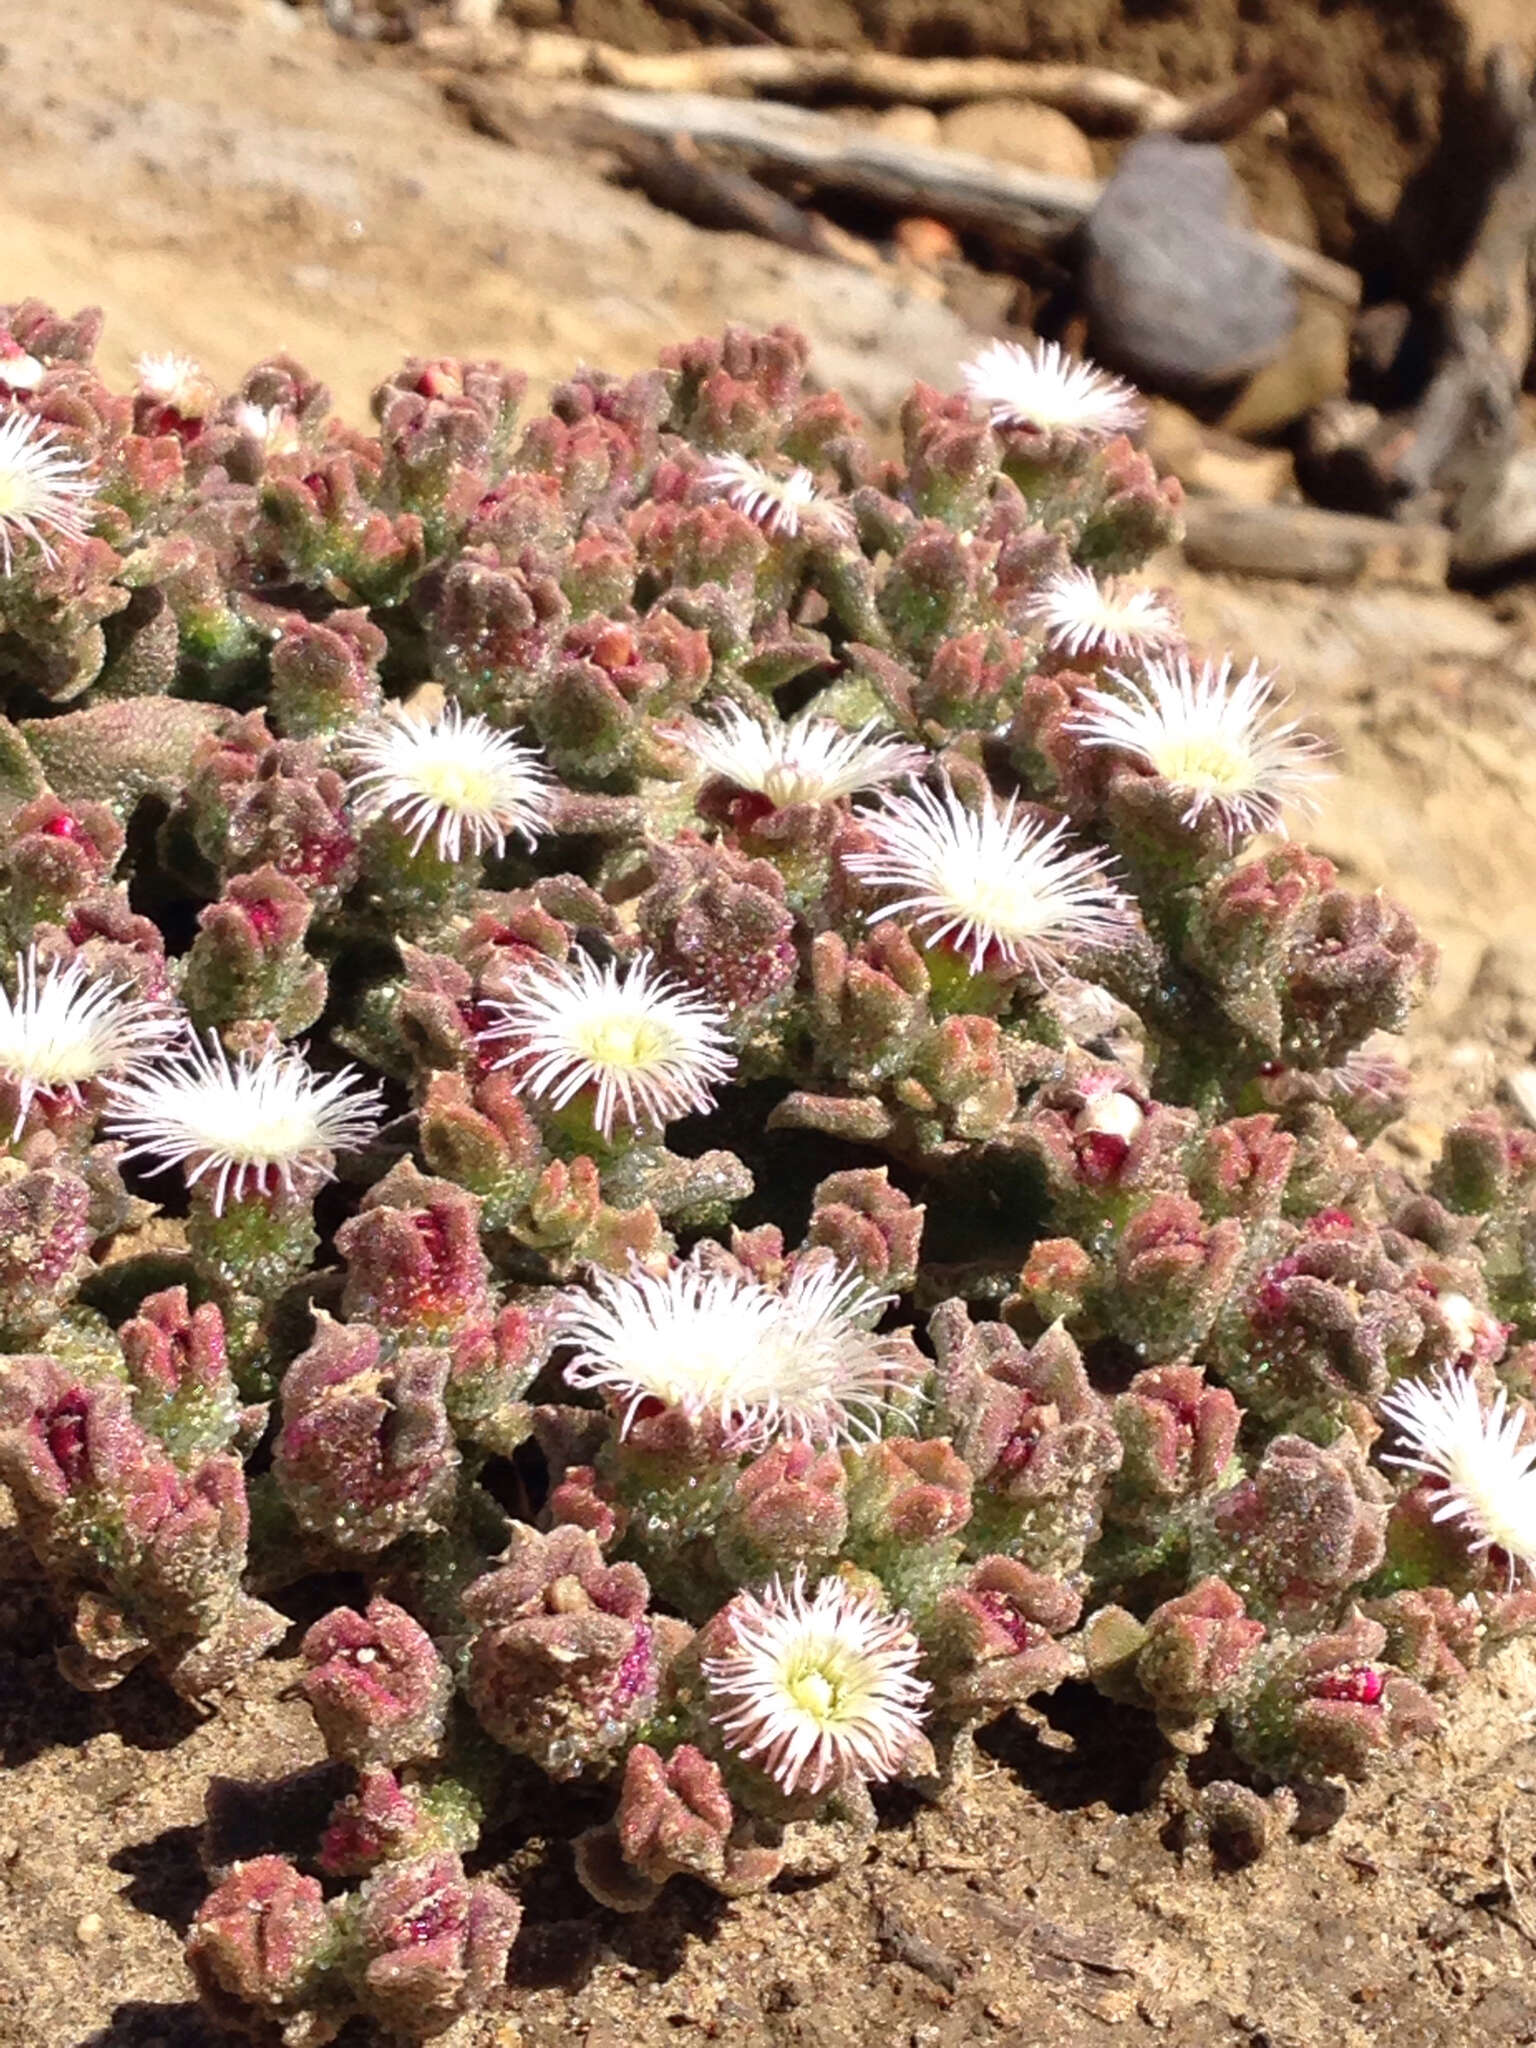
[0, 948, 180, 1137]
[0, 409, 95, 573]
[478, 951, 734, 1138]
[698, 453, 854, 543]
[555, 1254, 914, 1449]
[679, 703, 926, 809]
[961, 338, 1143, 440]
[342, 701, 556, 864]
[229, 401, 301, 457]
[704, 1569, 930, 1796]
[1379, 1369, 1536, 1584]
[1025, 566, 1182, 663]
[843, 776, 1132, 978]
[135, 351, 209, 415]
[1066, 653, 1329, 842]
[106, 1037, 385, 1214]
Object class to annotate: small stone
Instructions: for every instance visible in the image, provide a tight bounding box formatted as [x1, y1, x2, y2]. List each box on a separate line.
[893, 216, 961, 267]
[1082, 134, 1296, 392]
[938, 99, 1096, 182]
[1144, 399, 1295, 503]
[1220, 291, 1350, 438]
[75, 1911, 105, 1943]
[1092, 1852, 1119, 1874]
[872, 103, 941, 148]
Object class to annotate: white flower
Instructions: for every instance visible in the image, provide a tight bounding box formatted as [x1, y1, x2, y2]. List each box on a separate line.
[0, 949, 180, 1137]
[1025, 566, 1181, 662]
[961, 338, 1143, 440]
[0, 409, 95, 574]
[230, 401, 300, 456]
[134, 351, 207, 412]
[0, 353, 45, 393]
[1066, 653, 1330, 842]
[1330, 1046, 1409, 1107]
[556, 1254, 913, 1448]
[479, 951, 734, 1137]
[105, 1037, 385, 1215]
[1072, 1089, 1145, 1146]
[698, 453, 854, 543]
[1379, 1370, 1536, 1583]
[843, 776, 1131, 978]
[342, 701, 556, 864]
[679, 703, 926, 809]
[1258, 1042, 1407, 1118]
[704, 1569, 929, 1796]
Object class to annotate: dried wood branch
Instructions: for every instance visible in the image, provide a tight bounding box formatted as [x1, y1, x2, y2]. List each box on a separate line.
[965, 1895, 1137, 1978]
[1180, 497, 1449, 586]
[602, 131, 883, 267]
[528, 84, 1359, 304]
[421, 25, 1195, 132]
[873, 1902, 963, 1993]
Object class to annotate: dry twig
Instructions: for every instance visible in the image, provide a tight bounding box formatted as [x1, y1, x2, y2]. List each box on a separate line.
[422, 26, 1195, 131]
[1180, 497, 1450, 587]
[873, 1901, 963, 1994]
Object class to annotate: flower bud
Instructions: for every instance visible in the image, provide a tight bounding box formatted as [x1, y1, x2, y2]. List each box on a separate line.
[463, 1525, 659, 1777]
[300, 1598, 453, 1768]
[273, 1318, 459, 1555]
[352, 1852, 521, 2038]
[188, 1857, 331, 2019]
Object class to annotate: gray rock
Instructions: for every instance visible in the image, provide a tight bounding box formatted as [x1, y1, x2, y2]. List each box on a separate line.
[1082, 134, 1297, 392]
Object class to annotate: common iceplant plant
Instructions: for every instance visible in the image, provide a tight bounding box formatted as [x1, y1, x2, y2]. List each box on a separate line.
[0, 302, 1531, 2043]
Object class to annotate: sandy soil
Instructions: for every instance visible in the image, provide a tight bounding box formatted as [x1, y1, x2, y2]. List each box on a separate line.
[3, 3, 1536, 2044]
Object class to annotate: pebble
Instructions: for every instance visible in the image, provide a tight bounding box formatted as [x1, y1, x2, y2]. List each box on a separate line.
[938, 98, 1096, 183]
[75, 1911, 104, 1944]
[871, 103, 941, 149]
[893, 216, 961, 267]
[1082, 134, 1296, 392]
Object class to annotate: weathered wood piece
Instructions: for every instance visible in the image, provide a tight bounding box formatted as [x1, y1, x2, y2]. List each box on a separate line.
[1181, 498, 1450, 587]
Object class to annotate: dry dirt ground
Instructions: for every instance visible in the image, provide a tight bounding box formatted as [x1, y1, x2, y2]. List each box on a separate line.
[3, 2, 1536, 2044]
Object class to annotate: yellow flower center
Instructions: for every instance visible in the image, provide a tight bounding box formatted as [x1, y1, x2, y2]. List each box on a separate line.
[787, 1662, 841, 1725]
[783, 1638, 871, 1728]
[762, 764, 815, 808]
[411, 756, 500, 815]
[569, 1007, 679, 1074]
[11, 1037, 100, 1086]
[937, 859, 1050, 938]
[1152, 733, 1251, 795]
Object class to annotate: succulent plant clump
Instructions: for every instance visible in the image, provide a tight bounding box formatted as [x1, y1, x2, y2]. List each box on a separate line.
[0, 299, 1532, 2043]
